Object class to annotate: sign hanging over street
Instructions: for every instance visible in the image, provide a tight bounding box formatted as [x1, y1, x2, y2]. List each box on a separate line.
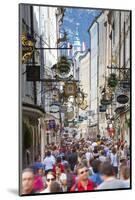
[117, 94, 129, 104]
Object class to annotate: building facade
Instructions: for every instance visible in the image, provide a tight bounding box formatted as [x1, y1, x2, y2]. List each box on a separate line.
[78, 50, 91, 139]
[88, 10, 131, 142]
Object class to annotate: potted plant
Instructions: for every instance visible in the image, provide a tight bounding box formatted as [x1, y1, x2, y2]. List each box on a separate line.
[108, 73, 118, 88]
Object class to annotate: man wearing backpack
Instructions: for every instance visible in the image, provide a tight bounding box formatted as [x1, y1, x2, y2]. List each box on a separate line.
[70, 163, 94, 192]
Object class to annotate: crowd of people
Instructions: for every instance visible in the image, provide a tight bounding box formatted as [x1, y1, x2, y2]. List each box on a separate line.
[21, 136, 130, 195]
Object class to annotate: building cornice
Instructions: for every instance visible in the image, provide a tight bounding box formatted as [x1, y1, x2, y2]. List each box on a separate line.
[87, 12, 103, 32]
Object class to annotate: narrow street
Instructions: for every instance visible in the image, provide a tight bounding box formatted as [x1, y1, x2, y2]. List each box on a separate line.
[20, 4, 131, 195]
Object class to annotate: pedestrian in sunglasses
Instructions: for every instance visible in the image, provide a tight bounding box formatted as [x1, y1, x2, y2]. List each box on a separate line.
[70, 163, 94, 192]
[40, 172, 56, 193]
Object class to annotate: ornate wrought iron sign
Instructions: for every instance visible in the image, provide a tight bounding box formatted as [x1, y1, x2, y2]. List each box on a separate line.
[117, 94, 129, 104]
[100, 99, 112, 105]
[50, 102, 60, 113]
[21, 33, 36, 63]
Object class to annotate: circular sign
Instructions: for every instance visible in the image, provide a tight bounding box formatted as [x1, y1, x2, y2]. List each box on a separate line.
[117, 94, 129, 104]
[50, 104, 60, 113]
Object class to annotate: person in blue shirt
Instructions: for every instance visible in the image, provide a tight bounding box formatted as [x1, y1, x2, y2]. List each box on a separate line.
[89, 159, 103, 187]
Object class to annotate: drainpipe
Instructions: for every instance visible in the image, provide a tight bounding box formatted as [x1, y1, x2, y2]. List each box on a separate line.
[30, 5, 37, 105]
[96, 21, 100, 137]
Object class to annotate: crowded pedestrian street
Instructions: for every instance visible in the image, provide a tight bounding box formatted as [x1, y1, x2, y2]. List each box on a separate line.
[20, 4, 131, 195]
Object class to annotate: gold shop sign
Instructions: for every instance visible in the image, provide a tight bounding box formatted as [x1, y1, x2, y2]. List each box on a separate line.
[64, 82, 77, 97]
[21, 33, 36, 63]
[79, 99, 88, 110]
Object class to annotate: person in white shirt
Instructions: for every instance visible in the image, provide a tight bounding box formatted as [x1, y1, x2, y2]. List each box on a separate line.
[85, 148, 93, 167]
[99, 150, 106, 163]
[110, 148, 119, 177]
[43, 151, 56, 174]
[92, 141, 97, 151]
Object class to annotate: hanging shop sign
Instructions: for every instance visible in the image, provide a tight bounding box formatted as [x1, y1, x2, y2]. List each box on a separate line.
[48, 119, 56, 129]
[60, 105, 67, 113]
[26, 65, 40, 81]
[50, 103, 60, 113]
[64, 82, 77, 97]
[99, 105, 107, 112]
[79, 115, 84, 122]
[21, 33, 36, 63]
[55, 74, 73, 81]
[57, 56, 71, 75]
[117, 94, 129, 104]
[67, 106, 74, 113]
[119, 80, 130, 89]
[100, 99, 112, 105]
[114, 105, 126, 114]
[66, 110, 74, 120]
[79, 99, 88, 110]
[75, 91, 84, 105]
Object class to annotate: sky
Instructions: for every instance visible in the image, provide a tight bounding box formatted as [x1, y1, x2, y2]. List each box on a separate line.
[61, 7, 102, 49]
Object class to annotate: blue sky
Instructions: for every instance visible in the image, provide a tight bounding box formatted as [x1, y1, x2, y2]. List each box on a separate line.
[61, 8, 102, 49]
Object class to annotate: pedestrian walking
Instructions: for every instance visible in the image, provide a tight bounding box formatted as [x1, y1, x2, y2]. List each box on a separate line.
[68, 147, 78, 171]
[70, 163, 94, 192]
[33, 168, 44, 192]
[110, 148, 119, 177]
[99, 150, 106, 163]
[97, 162, 127, 190]
[89, 159, 103, 187]
[55, 163, 67, 192]
[43, 151, 56, 175]
[119, 165, 130, 188]
[21, 168, 35, 195]
[40, 171, 56, 193]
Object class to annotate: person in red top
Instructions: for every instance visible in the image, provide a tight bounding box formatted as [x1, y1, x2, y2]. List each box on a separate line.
[70, 163, 94, 192]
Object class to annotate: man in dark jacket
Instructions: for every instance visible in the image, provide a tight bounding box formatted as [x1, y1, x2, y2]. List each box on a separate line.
[68, 148, 78, 171]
